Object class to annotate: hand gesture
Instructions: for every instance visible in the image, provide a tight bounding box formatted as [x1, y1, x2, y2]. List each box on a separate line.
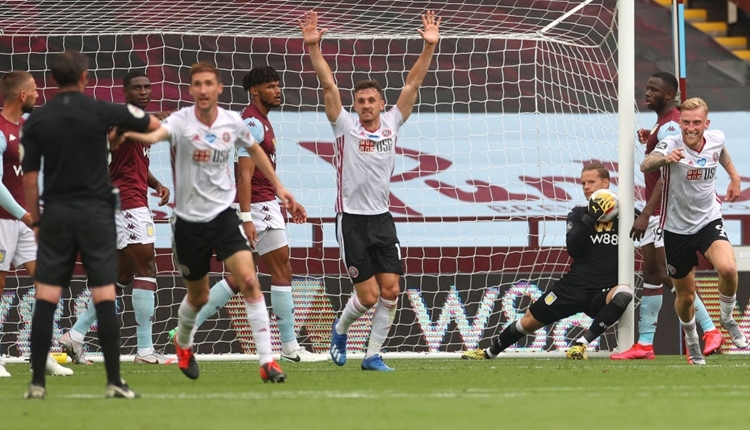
[637, 128, 650, 144]
[276, 186, 299, 214]
[20, 212, 34, 229]
[242, 219, 258, 247]
[299, 11, 327, 46]
[155, 184, 170, 206]
[629, 213, 649, 241]
[726, 178, 741, 203]
[289, 202, 307, 224]
[418, 10, 441, 45]
[666, 147, 685, 164]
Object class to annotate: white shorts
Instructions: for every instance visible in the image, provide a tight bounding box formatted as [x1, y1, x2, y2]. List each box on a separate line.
[0, 218, 37, 271]
[245, 201, 288, 256]
[116, 207, 156, 250]
[639, 215, 664, 248]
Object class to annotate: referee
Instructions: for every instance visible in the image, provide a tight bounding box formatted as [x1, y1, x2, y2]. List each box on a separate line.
[21, 50, 160, 399]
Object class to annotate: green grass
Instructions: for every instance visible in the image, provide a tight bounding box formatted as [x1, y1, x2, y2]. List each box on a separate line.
[3, 356, 750, 430]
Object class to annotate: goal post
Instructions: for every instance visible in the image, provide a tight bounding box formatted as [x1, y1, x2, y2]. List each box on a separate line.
[0, 0, 640, 360]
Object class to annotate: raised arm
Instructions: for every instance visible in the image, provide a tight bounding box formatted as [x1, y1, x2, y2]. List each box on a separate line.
[395, 11, 441, 122]
[720, 147, 741, 202]
[300, 11, 342, 122]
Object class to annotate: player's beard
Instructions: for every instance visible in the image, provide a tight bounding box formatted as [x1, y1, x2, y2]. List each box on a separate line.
[262, 99, 281, 110]
[21, 103, 34, 114]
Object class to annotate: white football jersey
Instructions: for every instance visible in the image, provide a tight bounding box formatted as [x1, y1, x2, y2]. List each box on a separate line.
[652, 129, 724, 234]
[163, 106, 255, 222]
[331, 107, 404, 215]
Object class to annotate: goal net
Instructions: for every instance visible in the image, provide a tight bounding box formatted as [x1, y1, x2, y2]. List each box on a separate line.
[0, 0, 640, 360]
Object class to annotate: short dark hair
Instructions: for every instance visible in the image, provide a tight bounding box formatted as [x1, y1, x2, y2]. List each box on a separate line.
[0, 71, 33, 98]
[582, 162, 610, 180]
[51, 50, 89, 87]
[123, 70, 148, 89]
[354, 80, 383, 97]
[242, 66, 280, 91]
[189, 62, 221, 84]
[650, 72, 678, 93]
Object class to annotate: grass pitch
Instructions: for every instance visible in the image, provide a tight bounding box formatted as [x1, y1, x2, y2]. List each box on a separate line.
[2, 356, 750, 430]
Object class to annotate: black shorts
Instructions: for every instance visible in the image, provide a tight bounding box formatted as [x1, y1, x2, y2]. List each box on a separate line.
[664, 218, 729, 279]
[336, 212, 403, 284]
[172, 207, 251, 281]
[35, 199, 117, 287]
[528, 281, 611, 325]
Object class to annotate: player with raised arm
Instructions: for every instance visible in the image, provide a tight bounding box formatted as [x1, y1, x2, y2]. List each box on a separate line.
[612, 72, 722, 360]
[167, 66, 325, 362]
[122, 62, 301, 382]
[641, 97, 748, 365]
[59, 70, 173, 365]
[462, 163, 633, 361]
[0, 71, 73, 378]
[300, 10, 439, 371]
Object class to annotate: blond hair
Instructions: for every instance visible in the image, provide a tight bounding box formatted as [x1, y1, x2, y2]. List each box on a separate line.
[680, 97, 708, 115]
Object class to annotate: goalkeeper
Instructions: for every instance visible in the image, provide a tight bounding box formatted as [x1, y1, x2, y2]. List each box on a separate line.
[462, 163, 632, 360]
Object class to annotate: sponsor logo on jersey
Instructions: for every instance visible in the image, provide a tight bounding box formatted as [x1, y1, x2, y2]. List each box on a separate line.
[191, 148, 230, 163]
[667, 264, 676, 275]
[222, 132, 230, 142]
[348, 266, 359, 279]
[358, 139, 375, 152]
[665, 124, 677, 132]
[686, 168, 703, 180]
[544, 292, 557, 305]
[655, 141, 668, 150]
[9, 134, 16, 141]
[712, 152, 719, 162]
[696, 158, 706, 167]
[205, 133, 216, 144]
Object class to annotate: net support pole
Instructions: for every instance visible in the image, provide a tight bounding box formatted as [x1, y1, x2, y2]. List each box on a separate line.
[616, 0, 636, 351]
[672, 0, 688, 101]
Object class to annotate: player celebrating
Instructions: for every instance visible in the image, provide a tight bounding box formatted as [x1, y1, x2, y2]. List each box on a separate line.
[462, 163, 633, 361]
[122, 62, 301, 382]
[167, 66, 324, 362]
[0, 71, 73, 378]
[612, 72, 722, 360]
[59, 70, 173, 365]
[300, 10, 440, 371]
[641, 97, 748, 365]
